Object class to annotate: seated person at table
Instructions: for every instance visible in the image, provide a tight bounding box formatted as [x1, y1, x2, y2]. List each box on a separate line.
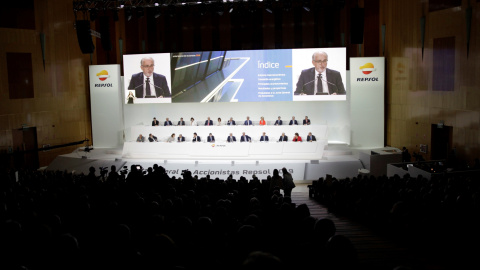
[148, 133, 158, 142]
[244, 116, 253, 126]
[293, 132, 302, 142]
[164, 117, 173, 126]
[240, 132, 251, 142]
[192, 132, 201, 142]
[177, 134, 185, 142]
[306, 132, 316, 142]
[205, 117, 213, 126]
[303, 116, 311, 125]
[278, 133, 288, 142]
[152, 117, 159, 126]
[227, 133, 236, 142]
[275, 116, 283, 125]
[166, 133, 175, 142]
[137, 134, 145, 142]
[217, 117, 223, 126]
[289, 116, 298, 125]
[190, 117, 197, 126]
[259, 116, 266, 126]
[227, 117, 236, 125]
[178, 117, 185, 126]
[260, 132, 269, 142]
[207, 133, 215, 142]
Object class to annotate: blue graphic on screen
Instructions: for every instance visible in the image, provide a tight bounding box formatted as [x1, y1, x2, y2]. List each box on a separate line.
[224, 49, 293, 102]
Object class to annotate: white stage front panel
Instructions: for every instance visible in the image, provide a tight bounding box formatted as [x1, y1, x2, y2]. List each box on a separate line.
[122, 141, 326, 160]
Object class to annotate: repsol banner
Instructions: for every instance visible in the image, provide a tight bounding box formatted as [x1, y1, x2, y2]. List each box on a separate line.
[89, 65, 124, 148]
[135, 162, 306, 180]
[349, 57, 385, 148]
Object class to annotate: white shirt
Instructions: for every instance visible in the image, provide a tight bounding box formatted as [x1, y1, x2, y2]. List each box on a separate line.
[143, 75, 156, 98]
[190, 120, 197, 126]
[314, 70, 329, 95]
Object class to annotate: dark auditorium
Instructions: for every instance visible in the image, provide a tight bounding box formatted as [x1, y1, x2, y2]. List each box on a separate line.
[1, 1, 479, 270]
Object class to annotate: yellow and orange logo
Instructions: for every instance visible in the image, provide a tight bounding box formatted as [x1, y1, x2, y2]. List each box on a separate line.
[96, 70, 110, 81]
[359, 63, 376, 75]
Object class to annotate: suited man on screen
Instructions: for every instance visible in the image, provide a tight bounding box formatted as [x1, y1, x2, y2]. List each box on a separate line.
[294, 51, 346, 95]
[227, 133, 236, 142]
[260, 132, 269, 142]
[274, 116, 283, 126]
[306, 132, 317, 142]
[279, 133, 288, 142]
[177, 134, 185, 142]
[207, 133, 215, 142]
[127, 57, 171, 98]
[192, 132, 201, 142]
[240, 132, 251, 142]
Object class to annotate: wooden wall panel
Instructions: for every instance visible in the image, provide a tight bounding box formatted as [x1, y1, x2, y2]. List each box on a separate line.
[382, 0, 480, 163]
[0, 0, 93, 168]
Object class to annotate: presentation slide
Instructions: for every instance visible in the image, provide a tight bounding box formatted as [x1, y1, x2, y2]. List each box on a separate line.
[123, 48, 346, 104]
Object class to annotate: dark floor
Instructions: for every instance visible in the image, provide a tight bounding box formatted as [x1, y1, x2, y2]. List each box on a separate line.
[291, 183, 454, 270]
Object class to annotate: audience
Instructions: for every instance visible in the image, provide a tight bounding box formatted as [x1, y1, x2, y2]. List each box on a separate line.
[0, 166, 356, 270]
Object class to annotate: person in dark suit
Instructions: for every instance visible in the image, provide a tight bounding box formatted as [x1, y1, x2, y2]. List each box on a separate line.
[192, 132, 201, 142]
[303, 116, 311, 125]
[205, 117, 213, 126]
[127, 57, 171, 98]
[260, 132, 269, 142]
[244, 116, 253, 126]
[177, 134, 185, 142]
[177, 117, 185, 126]
[306, 132, 316, 142]
[294, 51, 346, 95]
[274, 116, 283, 126]
[227, 117, 236, 125]
[227, 133, 236, 142]
[152, 117, 159, 126]
[207, 133, 215, 142]
[240, 132, 251, 142]
[289, 116, 298, 125]
[148, 133, 158, 142]
[164, 118, 172, 126]
[278, 133, 288, 142]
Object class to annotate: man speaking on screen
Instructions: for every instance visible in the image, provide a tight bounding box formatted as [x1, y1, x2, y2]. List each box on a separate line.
[127, 57, 171, 98]
[294, 51, 346, 96]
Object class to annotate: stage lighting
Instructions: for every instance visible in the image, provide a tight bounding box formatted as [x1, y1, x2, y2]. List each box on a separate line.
[303, 1, 311, 12]
[125, 8, 132, 21]
[265, 1, 273, 13]
[154, 7, 161, 18]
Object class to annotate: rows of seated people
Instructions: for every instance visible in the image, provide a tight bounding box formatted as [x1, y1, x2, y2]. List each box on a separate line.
[0, 166, 357, 270]
[152, 115, 312, 126]
[137, 131, 317, 143]
[310, 172, 480, 269]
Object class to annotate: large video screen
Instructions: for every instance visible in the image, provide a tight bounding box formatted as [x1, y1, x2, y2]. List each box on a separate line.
[123, 48, 346, 104]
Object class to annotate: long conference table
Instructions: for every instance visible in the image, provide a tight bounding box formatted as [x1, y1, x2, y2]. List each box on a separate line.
[123, 124, 327, 160]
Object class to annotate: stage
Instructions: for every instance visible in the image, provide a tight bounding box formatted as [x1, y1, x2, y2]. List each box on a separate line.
[46, 143, 367, 181]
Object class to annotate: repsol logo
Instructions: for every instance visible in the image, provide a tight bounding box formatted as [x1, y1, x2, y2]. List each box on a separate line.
[94, 83, 113, 87]
[356, 77, 379, 82]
